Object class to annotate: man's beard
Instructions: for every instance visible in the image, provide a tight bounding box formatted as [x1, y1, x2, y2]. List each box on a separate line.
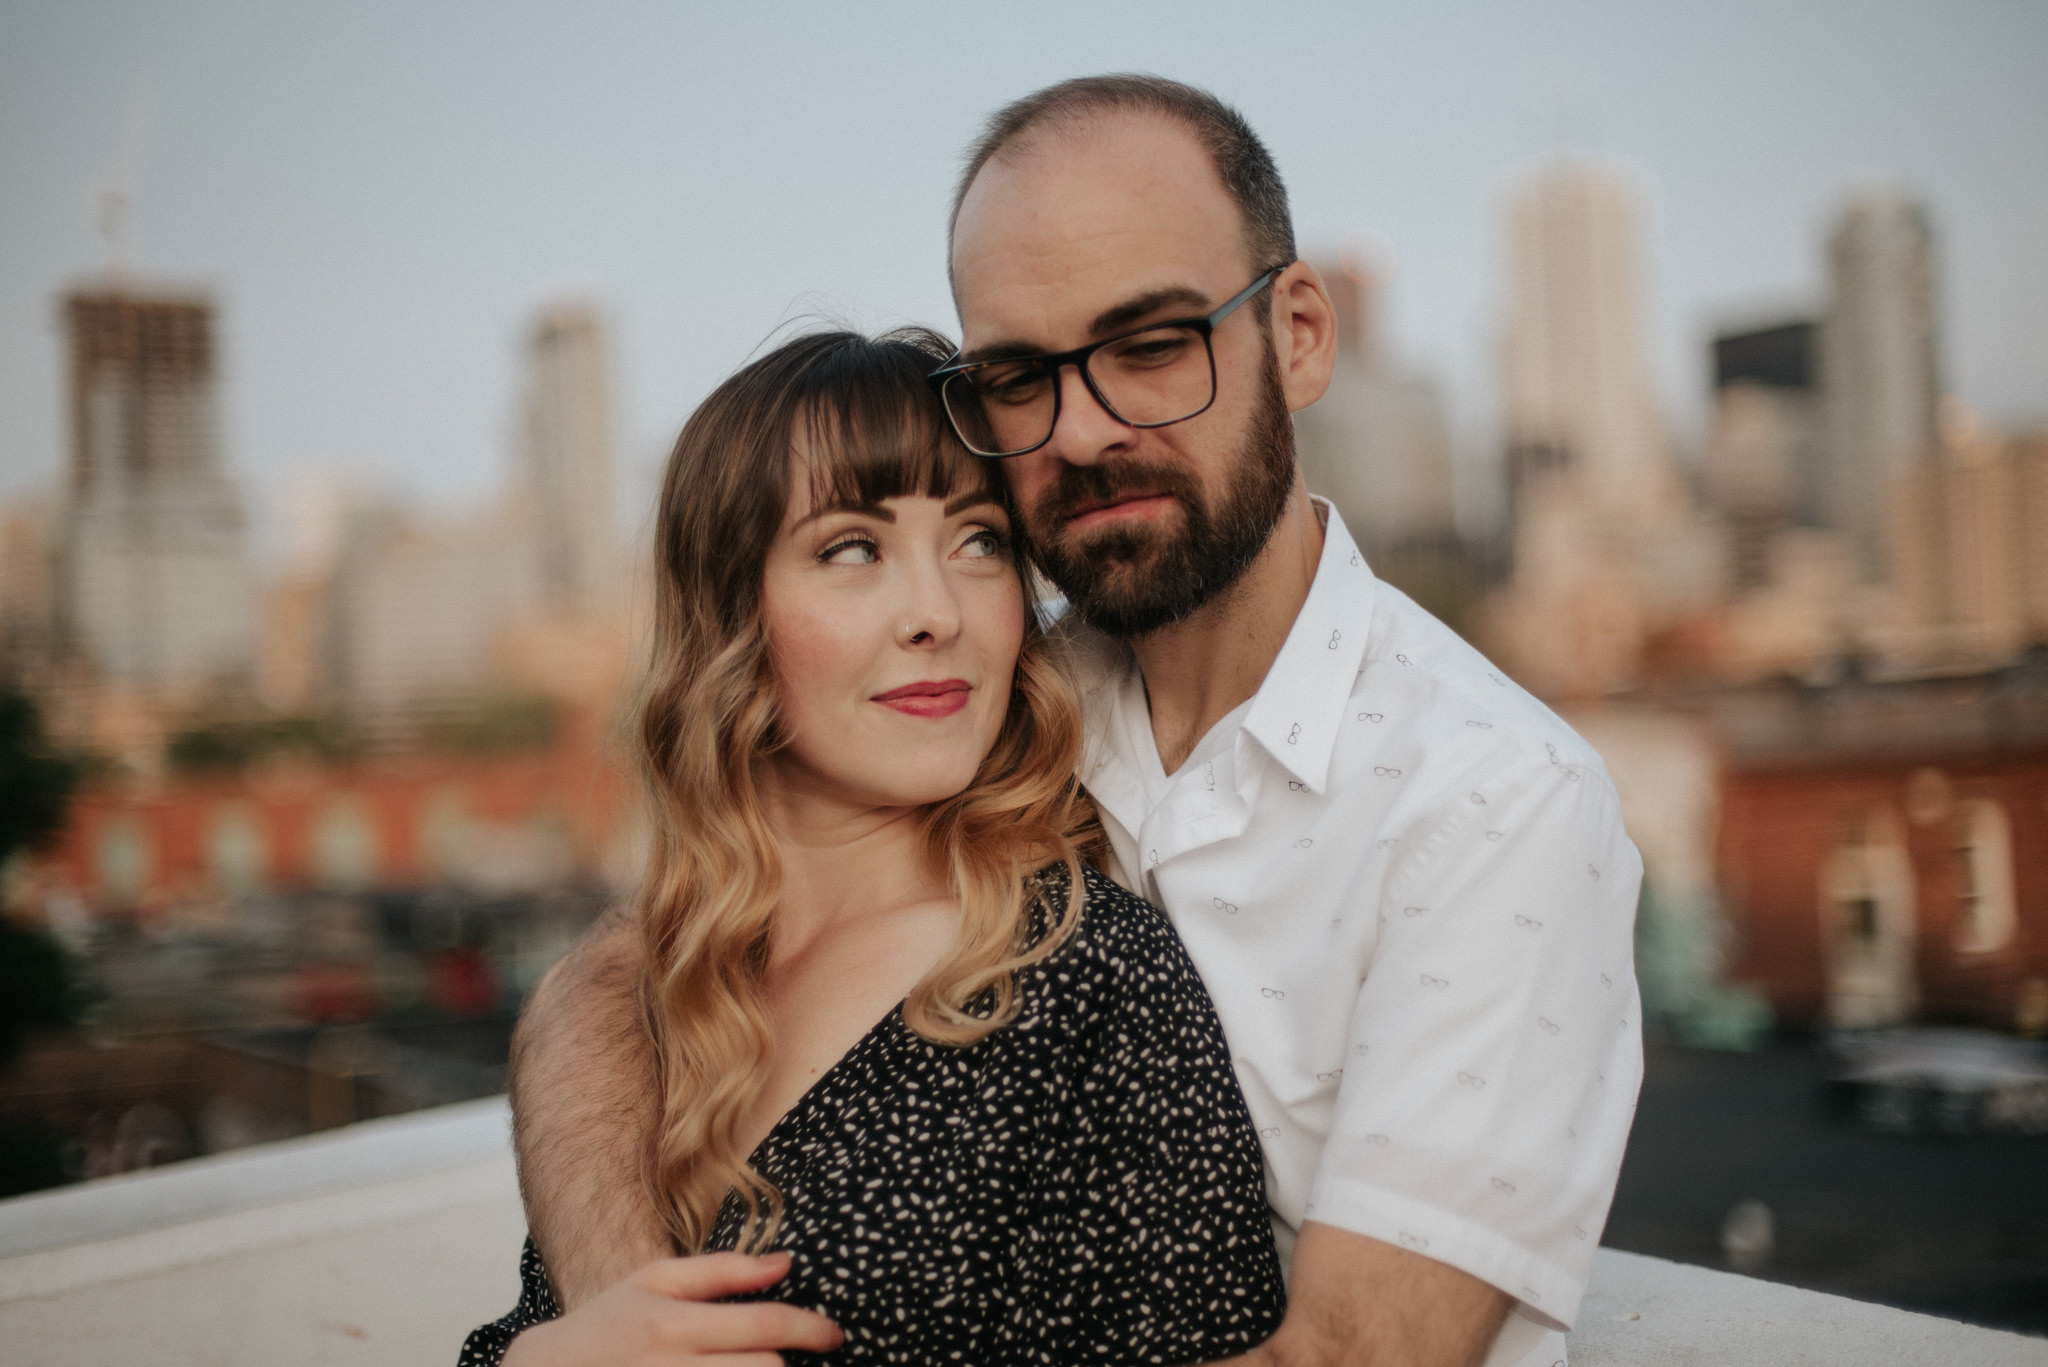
[1020, 337, 1296, 639]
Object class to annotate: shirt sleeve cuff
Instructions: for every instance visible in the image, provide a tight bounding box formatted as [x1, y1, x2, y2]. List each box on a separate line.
[1304, 1173, 1584, 1332]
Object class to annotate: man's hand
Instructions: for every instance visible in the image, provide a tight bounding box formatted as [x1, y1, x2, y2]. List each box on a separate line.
[1220, 1222, 1510, 1367]
[511, 908, 671, 1307]
[501, 1251, 844, 1367]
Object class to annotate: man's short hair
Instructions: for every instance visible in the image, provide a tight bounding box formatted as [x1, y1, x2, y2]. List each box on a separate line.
[949, 74, 1297, 286]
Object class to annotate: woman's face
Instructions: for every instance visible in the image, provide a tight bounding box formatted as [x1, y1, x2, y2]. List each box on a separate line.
[759, 456, 1024, 815]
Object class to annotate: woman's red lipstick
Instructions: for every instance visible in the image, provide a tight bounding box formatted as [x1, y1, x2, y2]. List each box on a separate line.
[873, 679, 972, 718]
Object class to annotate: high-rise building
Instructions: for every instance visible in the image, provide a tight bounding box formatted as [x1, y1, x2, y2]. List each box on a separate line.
[1482, 156, 1718, 698]
[519, 301, 616, 612]
[324, 498, 545, 727]
[1702, 320, 1825, 588]
[0, 492, 60, 682]
[1709, 321, 1825, 518]
[1886, 408, 2048, 666]
[57, 287, 255, 693]
[1500, 156, 1679, 523]
[1822, 189, 1941, 579]
[1295, 253, 1457, 566]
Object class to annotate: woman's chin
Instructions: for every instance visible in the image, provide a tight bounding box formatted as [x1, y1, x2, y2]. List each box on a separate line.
[851, 754, 988, 810]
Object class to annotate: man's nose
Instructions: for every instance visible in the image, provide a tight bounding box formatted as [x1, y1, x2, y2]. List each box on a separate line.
[1041, 363, 1132, 468]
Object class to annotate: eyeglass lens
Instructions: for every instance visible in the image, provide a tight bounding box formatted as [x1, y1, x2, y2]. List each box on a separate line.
[941, 323, 1215, 457]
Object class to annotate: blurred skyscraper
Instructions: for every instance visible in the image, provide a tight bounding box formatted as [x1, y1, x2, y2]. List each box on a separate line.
[1699, 317, 1864, 678]
[1501, 156, 1682, 524]
[304, 298, 632, 734]
[1822, 190, 1941, 581]
[1887, 408, 2048, 664]
[1294, 251, 1464, 614]
[519, 301, 617, 612]
[1701, 321, 1827, 588]
[323, 498, 545, 726]
[55, 287, 255, 695]
[1706, 322, 1825, 528]
[1484, 155, 1714, 698]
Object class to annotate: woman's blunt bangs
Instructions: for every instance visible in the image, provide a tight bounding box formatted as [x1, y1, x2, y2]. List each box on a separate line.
[792, 328, 1000, 521]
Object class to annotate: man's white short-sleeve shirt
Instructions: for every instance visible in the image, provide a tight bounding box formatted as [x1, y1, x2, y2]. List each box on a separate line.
[1064, 502, 1643, 1367]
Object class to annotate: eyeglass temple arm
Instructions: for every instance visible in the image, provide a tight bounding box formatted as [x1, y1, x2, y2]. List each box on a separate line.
[1207, 263, 1290, 327]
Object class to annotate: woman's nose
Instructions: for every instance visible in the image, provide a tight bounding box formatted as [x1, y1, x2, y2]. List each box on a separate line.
[898, 560, 963, 647]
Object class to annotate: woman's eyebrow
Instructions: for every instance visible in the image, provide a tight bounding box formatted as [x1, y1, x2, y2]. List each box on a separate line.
[945, 491, 1002, 516]
[792, 501, 894, 530]
[792, 491, 1000, 529]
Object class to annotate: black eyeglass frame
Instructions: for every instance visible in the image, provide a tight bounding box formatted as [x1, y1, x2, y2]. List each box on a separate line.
[929, 263, 1291, 459]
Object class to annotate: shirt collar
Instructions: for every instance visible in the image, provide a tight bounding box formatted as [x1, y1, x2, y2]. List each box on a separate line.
[1065, 498, 1380, 811]
[1240, 499, 1377, 793]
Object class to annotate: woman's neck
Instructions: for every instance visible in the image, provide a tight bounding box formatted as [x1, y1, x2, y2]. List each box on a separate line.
[735, 768, 962, 1160]
[756, 769, 947, 957]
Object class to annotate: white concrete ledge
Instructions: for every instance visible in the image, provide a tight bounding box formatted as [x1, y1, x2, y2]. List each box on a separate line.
[0, 1099, 526, 1367]
[0, 1095, 514, 1260]
[1571, 1248, 2047, 1366]
[2, 1095, 2043, 1366]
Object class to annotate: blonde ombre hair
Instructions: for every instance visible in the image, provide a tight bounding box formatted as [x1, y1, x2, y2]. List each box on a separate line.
[638, 328, 1102, 1255]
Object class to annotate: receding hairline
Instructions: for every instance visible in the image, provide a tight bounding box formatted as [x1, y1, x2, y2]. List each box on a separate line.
[957, 105, 1231, 225]
[947, 75, 1296, 292]
[952, 107, 1236, 261]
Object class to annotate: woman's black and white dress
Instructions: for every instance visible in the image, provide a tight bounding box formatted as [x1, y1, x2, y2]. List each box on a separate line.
[461, 867, 1286, 1366]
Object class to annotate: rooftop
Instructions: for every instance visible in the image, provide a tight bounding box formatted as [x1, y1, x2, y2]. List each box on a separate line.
[1, 1097, 2042, 1366]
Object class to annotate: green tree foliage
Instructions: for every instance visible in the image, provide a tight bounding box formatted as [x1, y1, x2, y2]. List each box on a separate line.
[0, 689, 88, 1066]
[165, 714, 350, 772]
[0, 689, 78, 862]
[0, 919, 90, 1066]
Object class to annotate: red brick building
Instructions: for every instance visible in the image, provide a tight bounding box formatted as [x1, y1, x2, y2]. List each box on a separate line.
[33, 706, 637, 916]
[1708, 659, 2048, 1032]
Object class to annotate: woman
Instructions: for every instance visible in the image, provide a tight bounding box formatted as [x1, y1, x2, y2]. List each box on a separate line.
[465, 329, 1284, 1366]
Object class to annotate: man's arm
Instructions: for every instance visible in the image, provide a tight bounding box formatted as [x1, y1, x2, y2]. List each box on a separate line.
[1225, 1223, 1509, 1367]
[510, 908, 672, 1307]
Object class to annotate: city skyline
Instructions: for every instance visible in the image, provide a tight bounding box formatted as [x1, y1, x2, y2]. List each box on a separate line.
[2, 2, 2044, 549]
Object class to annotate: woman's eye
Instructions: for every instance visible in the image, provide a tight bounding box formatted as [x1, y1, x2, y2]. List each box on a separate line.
[960, 529, 1008, 558]
[819, 537, 879, 565]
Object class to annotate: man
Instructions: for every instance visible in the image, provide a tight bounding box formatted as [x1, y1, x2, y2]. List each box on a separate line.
[512, 75, 1642, 1367]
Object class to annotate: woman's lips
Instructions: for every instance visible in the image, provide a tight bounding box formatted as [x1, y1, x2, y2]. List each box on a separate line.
[872, 679, 972, 718]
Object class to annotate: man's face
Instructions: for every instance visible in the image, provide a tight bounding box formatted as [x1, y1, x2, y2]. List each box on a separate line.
[950, 113, 1298, 637]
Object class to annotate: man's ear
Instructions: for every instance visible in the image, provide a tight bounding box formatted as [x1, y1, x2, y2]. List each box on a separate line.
[1272, 263, 1339, 415]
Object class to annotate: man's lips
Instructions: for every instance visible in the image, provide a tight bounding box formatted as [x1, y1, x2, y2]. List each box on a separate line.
[1062, 490, 1176, 531]
[872, 679, 972, 718]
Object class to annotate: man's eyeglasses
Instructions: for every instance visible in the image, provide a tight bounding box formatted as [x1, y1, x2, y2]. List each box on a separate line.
[930, 265, 1289, 459]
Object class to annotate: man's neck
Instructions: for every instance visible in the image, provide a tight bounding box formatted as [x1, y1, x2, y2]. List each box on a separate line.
[1131, 482, 1324, 774]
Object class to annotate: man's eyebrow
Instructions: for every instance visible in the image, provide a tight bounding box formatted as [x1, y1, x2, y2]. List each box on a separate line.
[1087, 286, 1210, 339]
[958, 285, 1213, 364]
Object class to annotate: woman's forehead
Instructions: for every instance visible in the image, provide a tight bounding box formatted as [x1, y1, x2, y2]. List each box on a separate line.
[786, 412, 998, 519]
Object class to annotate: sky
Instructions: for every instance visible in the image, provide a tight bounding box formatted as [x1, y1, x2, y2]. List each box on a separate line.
[3, 0, 2044, 551]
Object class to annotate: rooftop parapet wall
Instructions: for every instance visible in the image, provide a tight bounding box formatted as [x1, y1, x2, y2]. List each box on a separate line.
[2, 1098, 2042, 1367]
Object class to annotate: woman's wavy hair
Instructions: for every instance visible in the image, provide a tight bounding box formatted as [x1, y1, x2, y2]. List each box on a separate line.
[638, 326, 1103, 1255]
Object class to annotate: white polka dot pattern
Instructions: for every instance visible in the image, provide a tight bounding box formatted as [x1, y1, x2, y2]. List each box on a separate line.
[460, 867, 1287, 1365]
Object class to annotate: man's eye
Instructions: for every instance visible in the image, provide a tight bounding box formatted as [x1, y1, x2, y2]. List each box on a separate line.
[1108, 333, 1190, 367]
[819, 537, 879, 565]
[976, 366, 1050, 406]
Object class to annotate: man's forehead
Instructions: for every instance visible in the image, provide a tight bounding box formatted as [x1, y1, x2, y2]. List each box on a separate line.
[951, 112, 1244, 344]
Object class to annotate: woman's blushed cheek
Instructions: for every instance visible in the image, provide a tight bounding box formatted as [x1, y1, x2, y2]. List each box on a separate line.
[768, 614, 870, 717]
